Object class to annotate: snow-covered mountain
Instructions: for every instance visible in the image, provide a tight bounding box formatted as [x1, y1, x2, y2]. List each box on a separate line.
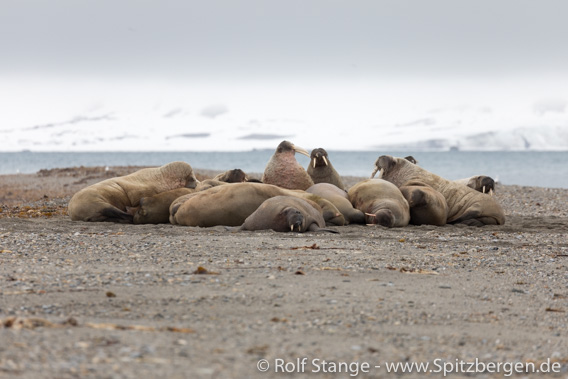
[1, 78, 567, 152]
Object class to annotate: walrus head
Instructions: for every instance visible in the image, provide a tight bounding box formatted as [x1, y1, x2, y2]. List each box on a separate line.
[214, 168, 247, 183]
[310, 148, 330, 168]
[284, 208, 305, 232]
[477, 176, 495, 195]
[370, 155, 398, 179]
[365, 209, 395, 227]
[276, 140, 310, 158]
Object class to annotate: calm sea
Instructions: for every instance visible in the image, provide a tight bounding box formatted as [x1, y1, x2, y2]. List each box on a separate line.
[1, 151, 567, 189]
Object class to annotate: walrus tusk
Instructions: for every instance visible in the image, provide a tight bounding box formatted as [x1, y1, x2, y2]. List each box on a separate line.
[312, 157, 316, 168]
[482, 185, 486, 193]
[365, 212, 376, 218]
[292, 144, 311, 158]
[490, 189, 494, 197]
[370, 166, 379, 179]
[291, 224, 294, 231]
[323, 156, 328, 166]
[377, 168, 384, 179]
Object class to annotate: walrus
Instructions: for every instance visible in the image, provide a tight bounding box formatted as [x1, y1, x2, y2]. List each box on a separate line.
[261, 140, 314, 190]
[132, 187, 195, 224]
[231, 196, 336, 233]
[454, 175, 496, 195]
[170, 182, 344, 227]
[213, 168, 248, 183]
[399, 184, 448, 226]
[68, 161, 199, 223]
[306, 183, 365, 224]
[371, 155, 505, 226]
[347, 179, 410, 227]
[306, 148, 345, 190]
[132, 168, 248, 224]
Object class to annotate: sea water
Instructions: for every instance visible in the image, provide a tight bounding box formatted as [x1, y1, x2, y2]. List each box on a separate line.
[0, 151, 567, 189]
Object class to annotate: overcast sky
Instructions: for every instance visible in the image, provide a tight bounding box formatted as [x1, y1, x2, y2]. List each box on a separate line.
[2, 0, 568, 82]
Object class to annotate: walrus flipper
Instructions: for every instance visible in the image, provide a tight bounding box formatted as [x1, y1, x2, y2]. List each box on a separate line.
[100, 207, 134, 223]
[459, 216, 501, 226]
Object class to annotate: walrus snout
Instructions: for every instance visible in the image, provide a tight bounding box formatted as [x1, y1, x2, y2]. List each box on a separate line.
[310, 148, 329, 168]
[286, 209, 305, 232]
[365, 209, 395, 227]
[185, 178, 199, 189]
[480, 176, 495, 194]
[370, 155, 398, 178]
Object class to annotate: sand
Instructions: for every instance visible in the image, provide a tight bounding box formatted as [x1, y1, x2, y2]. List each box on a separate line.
[1, 166, 567, 378]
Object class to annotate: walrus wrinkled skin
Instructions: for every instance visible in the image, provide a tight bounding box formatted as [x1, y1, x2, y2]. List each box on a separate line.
[454, 175, 496, 195]
[399, 184, 448, 226]
[133, 188, 196, 224]
[235, 196, 331, 233]
[170, 182, 344, 227]
[306, 148, 345, 190]
[68, 161, 199, 223]
[372, 155, 505, 226]
[261, 140, 314, 190]
[306, 183, 365, 224]
[347, 179, 410, 227]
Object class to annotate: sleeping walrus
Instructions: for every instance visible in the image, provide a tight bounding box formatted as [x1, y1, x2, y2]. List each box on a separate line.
[347, 179, 410, 227]
[371, 155, 505, 226]
[306, 183, 365, 224]
[68, 161, 198, 223]
[132, 168, 250, 224]
[231, 196, 335, 233]
[399, 184, 448, 226]
[170, 182, 344, 227]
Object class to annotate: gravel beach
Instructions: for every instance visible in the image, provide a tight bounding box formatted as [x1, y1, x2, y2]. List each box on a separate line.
[1, 166, 567, 378]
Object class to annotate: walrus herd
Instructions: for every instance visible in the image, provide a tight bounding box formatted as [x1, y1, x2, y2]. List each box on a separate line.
[68, 141, 506, 231]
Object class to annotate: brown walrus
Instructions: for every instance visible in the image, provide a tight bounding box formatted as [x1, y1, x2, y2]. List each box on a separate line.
[399, 184, 448, 226]
[170, 182, 344, 227]
[132, 187, 196, 224]
[306, 148, 345, 190]
[261, 140, 314, 190]
[454, 175, 496, 195]
[132, 168, 248, 224]
[233, 196, 336, 233]
[347, 179, 410, 227]
[68, 161, 198, 223]
[306, 183, 365, 224]
[372, 155, 505, 226]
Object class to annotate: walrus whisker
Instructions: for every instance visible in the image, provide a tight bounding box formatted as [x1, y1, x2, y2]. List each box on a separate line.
[323, 156, 328, 166]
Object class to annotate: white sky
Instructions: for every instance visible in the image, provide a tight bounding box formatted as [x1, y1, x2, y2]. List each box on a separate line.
[2, 0, 568, 81]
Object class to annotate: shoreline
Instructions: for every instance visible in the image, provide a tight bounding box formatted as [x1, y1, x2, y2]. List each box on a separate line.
[1, 166, 567, 378]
